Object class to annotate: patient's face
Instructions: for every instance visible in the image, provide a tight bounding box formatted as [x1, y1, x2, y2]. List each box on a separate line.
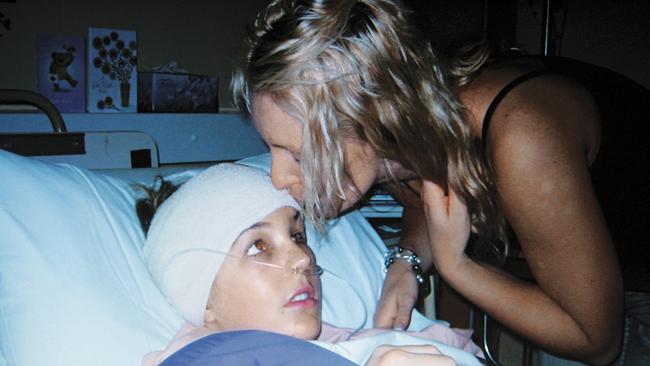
[203, 207, 322, 340]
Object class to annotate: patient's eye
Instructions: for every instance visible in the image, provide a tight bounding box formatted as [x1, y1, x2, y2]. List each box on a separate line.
[246, 239, 268, 256]
[291, 231, 306, 245]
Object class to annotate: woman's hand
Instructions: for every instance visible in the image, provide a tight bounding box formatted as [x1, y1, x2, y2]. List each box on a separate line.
[373, 179, 471, 329]
[373, 260, 418, 330]
[420, 180, 471, 275]
[365, 345, 456, 366]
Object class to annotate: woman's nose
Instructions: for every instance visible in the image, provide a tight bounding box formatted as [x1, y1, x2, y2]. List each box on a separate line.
[270, 165, 292, 191]
[270, 153, 303, 199]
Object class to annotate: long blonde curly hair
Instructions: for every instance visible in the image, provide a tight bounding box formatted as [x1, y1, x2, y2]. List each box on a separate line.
[232, 0, 506, 260]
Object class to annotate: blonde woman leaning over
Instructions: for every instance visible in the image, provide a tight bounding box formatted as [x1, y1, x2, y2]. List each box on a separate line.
[232, 1, 650, 364]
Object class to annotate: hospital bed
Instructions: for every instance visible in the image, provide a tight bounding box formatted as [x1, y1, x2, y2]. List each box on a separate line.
[0, 89, 489, 366]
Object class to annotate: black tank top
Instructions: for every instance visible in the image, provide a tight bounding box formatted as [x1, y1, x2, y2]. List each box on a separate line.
[480, 56, 650, 292]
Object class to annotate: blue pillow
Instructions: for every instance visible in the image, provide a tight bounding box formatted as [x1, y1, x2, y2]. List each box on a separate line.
[160, 330, 356, 366]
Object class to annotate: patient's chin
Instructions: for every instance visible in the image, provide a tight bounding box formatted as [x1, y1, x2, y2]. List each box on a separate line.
[269, 311, 322, 341]
[288, 319, 322, 340]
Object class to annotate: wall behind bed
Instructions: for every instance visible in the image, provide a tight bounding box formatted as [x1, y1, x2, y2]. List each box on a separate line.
[0, 0, 268, 111]
[0, 1, 271, 164]
[0, 0, 648, 110]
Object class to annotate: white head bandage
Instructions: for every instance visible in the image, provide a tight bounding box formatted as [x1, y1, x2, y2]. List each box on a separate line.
[143, 163, 299, 326]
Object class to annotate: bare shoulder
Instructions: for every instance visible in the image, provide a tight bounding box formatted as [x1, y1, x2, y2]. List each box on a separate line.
[465, 67, 605, 239]
[479, 68, 601, 172]
[477, 68, 619, 284]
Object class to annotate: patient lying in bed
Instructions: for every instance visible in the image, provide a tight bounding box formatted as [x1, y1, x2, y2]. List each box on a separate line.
[138, 163, 482, 365]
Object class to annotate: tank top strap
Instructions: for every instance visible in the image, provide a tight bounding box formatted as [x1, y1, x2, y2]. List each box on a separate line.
[481, 68, 551, 153]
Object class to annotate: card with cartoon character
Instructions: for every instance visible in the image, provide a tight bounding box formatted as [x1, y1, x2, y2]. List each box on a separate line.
[36, 34, 86, 113]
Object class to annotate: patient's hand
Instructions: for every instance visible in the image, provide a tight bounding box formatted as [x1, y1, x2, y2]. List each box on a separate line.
[373, 260, 418, 330]
[365, 345, 456, 366]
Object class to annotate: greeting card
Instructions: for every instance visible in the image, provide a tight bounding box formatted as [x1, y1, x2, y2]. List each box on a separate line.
[36, 34, 86, 113]
[87, 28, 137, 112]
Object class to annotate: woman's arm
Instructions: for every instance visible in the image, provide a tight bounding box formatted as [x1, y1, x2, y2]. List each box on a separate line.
[430, 75, 623, 365]
[373, 180, 433, 330]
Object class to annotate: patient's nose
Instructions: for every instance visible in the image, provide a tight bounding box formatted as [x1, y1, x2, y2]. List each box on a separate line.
[287, 245, 315, 275]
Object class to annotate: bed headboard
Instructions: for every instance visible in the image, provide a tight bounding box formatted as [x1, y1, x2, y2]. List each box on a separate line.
[0, 89, 268, 169]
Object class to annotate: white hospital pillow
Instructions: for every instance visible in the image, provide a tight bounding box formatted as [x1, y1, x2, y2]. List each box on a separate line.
[0, 150, 183, 366]
[0, 148, 436, 366]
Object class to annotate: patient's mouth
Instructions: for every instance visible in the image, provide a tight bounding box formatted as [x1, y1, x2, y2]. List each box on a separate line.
[285, 286, 317, 308]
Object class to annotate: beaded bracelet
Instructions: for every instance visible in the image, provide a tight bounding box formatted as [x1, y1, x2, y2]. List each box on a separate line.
[383, 246, 425, 285]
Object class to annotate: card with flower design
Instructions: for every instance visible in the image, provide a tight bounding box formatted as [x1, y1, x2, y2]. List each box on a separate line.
[87, 28, 137, 112]
[36, 34, 86, 113]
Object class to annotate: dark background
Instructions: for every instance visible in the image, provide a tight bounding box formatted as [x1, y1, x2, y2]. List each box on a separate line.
[0, 0, 648, 110]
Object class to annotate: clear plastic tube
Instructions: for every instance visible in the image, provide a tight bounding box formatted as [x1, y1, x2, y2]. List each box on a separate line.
[162, 247, 369, 335]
